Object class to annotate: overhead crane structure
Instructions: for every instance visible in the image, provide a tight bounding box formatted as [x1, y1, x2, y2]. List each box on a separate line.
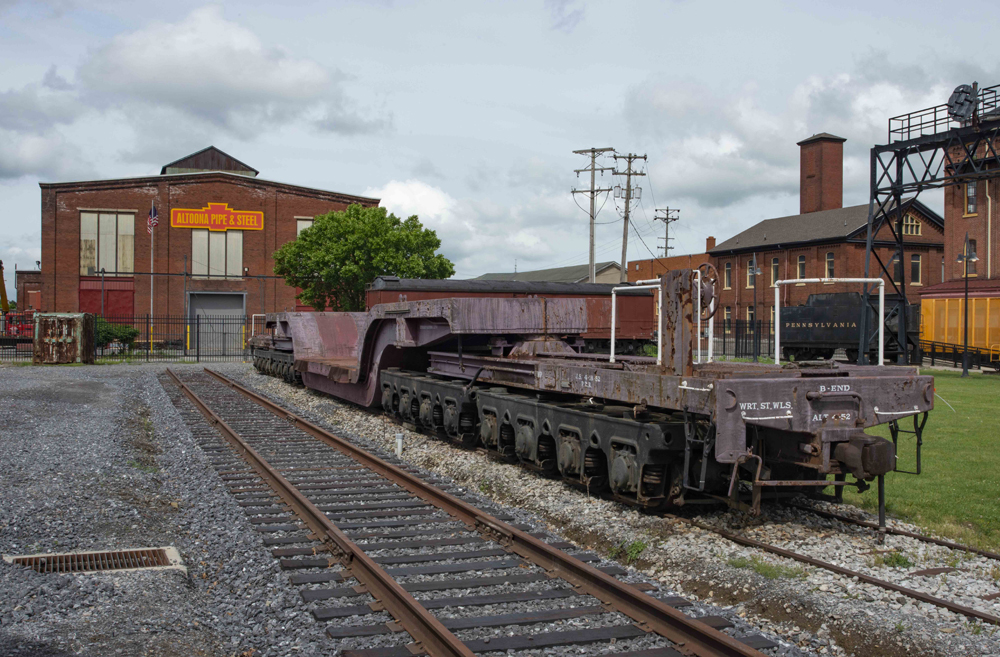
[860, 82, 1000, 364]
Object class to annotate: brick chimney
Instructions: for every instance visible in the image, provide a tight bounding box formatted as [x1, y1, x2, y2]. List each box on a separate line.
[706, 236, 716, 251]
[798, 133, 846, 214]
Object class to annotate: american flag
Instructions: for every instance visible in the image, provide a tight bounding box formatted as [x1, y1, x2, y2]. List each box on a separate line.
[147, 204, 158, 235]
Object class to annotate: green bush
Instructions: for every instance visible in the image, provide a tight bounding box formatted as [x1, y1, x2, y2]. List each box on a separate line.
[95, 318, 140, 350]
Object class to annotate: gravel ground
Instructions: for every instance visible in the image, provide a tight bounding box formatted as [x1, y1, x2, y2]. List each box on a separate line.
[0, 362, 329, 657]
[231, 363, 1000, 657]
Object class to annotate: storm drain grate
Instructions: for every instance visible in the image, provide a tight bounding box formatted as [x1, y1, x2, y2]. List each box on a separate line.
[3, 547, 183, 574]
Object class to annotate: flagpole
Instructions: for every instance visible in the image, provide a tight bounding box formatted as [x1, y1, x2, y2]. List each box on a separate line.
[149, 199, 154, 356]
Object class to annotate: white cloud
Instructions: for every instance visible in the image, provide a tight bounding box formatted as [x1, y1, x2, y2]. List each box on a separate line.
[0, 82, 82, 133]
[0, 129, 91, 180]
[625, 53, 959, 214]
[77, 6, 387, 138]
[0, 230, 41, 303]
[545, 0, 585, 33]
[366, 179, 589, 278]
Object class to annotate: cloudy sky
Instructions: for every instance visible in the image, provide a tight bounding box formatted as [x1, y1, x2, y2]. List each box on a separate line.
[2, 0, 999, 297]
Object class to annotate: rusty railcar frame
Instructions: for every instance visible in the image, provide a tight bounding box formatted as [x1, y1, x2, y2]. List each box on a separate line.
[253, 270, 932, 528]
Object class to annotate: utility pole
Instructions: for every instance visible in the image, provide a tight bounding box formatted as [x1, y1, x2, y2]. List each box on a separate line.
[572, 148, 614, 283]
[654, 208, 680, 258]
[612, 153, 646, 283]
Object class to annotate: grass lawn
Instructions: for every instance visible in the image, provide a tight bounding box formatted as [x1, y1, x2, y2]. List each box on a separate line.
[843, 368, 1000, 551]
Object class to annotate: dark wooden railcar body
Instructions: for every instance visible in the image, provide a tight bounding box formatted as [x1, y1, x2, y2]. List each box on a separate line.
[366, 277, 655, 352]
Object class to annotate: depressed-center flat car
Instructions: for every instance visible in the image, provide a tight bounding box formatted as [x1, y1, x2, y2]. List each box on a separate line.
[252, 271, 931, 515]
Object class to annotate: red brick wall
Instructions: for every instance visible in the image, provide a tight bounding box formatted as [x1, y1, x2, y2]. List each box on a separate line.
[627, 252, 711, 283]
[800, 139, 844, 214]
[39, 174, 376, 314]
[14, 270, 42, 310]
[943, 178, 997, 281]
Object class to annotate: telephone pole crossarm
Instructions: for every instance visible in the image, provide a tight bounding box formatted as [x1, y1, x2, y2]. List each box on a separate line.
[654, 208, 680, 258]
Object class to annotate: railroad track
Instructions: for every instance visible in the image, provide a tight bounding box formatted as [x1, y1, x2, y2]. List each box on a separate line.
[787, 502, 1000, 562]
[244, 363, 1000, 634]
[163, 368, 781, 657]
[659, 512, 1000, 627]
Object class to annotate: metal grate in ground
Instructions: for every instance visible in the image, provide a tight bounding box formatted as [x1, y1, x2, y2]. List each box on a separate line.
[3, 547, 183, 574]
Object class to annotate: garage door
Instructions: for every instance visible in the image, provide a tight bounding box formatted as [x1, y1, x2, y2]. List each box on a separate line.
[189, 293, 245, 356]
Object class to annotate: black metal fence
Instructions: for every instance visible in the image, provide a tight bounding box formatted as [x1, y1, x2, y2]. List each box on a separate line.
[0, 312, 267, 363]
[0, 311, 34, 361]
[710, 320, 776, 362]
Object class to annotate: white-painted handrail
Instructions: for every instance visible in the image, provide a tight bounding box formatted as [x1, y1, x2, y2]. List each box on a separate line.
[773, 278, 884, 365]
[611, 282, 662, 365]
[251, 313, 266, 337]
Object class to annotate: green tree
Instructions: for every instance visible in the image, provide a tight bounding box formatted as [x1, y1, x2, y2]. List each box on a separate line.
[273, 204, 454, 311]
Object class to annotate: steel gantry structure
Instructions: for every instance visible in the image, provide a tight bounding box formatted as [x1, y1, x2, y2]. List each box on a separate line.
[860, 83, 1000, 364]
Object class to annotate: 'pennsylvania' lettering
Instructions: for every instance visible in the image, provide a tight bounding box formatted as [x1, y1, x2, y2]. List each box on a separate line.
[783, 322, 858, 328]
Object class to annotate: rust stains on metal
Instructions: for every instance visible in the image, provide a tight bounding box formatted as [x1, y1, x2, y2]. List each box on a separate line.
[32, 313, 95, 364]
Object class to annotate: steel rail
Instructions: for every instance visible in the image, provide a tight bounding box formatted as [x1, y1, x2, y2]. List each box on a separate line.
[664, 513, 1000, 627]
[203, 367, 764, 657]
[166, 369, 475, 657]
[789, 503, 1000, 562]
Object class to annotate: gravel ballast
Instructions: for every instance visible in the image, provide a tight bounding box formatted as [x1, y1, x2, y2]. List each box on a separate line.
[0, 363, 330, 657]
[229, 363, 1000, 657]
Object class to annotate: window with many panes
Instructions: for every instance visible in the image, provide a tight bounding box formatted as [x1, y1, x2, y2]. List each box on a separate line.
[80, 212, 134, 276]
[724, 262, 731, 289]
[911, 254, 922, 285]
[296, 217, 314, 237]
[902, 214, 921, 235]
[825, 252, 835, 278]
[966, 183, 978, 215]
[771, 257, 779, 286]
[192, 230, 243, 278]
[797, 255, 805, 279]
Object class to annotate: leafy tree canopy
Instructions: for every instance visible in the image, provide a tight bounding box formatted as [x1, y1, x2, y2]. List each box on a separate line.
[273, 204, 455, 311]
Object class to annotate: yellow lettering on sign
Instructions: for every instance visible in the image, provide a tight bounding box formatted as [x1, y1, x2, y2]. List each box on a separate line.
[170, 202, 264, 231]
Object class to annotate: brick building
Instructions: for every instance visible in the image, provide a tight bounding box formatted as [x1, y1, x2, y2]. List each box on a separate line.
[919, 166, 1000, 348]
[711, 134, 944, 328]
[627, 239, 714, 282]
[625, 134, 945, 328]
[15, 267, 42, 310]
[38, 146, 378, 318]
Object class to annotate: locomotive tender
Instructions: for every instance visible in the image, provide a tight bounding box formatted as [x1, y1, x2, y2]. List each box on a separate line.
[781, 292, 921, 363]
[251, 270, 932, 514]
